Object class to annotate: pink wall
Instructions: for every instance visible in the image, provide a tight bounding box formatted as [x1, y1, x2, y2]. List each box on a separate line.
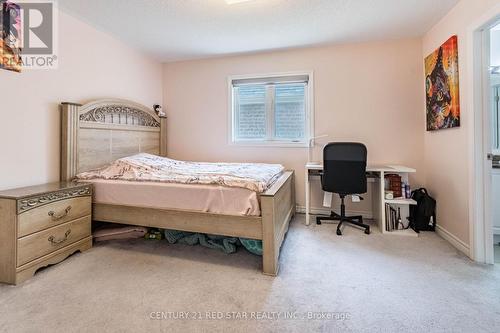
[163, 39, 425, 210]
[0, 0, 491, 256]
[0, 11, 163, 190]
[422, 0, 500, 249]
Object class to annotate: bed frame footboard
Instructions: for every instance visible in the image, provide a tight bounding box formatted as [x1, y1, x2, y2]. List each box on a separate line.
[260, 171, 295, 276]
[92, 171, 295, 276]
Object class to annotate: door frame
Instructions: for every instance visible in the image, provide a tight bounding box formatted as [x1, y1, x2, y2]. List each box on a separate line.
[468, 5, 500, 264]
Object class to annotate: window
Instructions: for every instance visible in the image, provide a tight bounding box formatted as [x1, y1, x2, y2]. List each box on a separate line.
[229, 73, 312, 146]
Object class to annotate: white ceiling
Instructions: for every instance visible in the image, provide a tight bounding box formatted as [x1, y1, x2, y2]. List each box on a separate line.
[59, 0, 459, 62]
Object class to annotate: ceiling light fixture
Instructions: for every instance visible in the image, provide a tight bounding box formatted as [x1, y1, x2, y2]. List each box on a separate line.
[225, 0, 255, 5]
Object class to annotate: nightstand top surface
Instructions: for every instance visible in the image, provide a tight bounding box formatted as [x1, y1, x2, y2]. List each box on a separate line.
[0, 182, 90, 199]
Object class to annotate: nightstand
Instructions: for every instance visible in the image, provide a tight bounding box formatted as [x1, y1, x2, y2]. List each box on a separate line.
[0, 182, 93, 285]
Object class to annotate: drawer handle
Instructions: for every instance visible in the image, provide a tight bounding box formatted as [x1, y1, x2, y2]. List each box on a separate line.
[48, 206, 72, 221]
[48, 230, 71, 245]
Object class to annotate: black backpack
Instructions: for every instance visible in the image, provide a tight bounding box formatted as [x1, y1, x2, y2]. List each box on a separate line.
[409, 188, 436, 232]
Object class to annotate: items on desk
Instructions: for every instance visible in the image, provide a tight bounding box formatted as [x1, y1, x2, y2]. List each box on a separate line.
[385, 174, 411, 199]
[401, 182, 411, 199]
[385, 174, 402, 197]
[308, 134, 330, 163]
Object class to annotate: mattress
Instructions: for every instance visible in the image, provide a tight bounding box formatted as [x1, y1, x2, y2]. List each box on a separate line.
[84, 179, 261, 216]
[76, 153, 284, 193]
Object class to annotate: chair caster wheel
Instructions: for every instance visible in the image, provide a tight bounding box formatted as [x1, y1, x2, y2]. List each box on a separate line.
[336, 229, 342, 236]
[365, 228, 370, 235]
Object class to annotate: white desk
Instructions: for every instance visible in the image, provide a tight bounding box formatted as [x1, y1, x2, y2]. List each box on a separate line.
[305, 162, 418, 236]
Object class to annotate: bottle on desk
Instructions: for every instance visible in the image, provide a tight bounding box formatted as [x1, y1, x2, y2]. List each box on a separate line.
[401, 181, 411, 199]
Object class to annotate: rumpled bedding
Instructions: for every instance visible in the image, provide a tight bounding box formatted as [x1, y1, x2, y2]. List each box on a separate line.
[164, 229, 263, 255]
[164, 230, 240, 254]
[76, 153, 284, 193]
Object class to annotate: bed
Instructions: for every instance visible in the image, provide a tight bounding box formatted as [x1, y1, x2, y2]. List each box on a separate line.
[87, 179, 262, 216]
[60, 99, 295, 275]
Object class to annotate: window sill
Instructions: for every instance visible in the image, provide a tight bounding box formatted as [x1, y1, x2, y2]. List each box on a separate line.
[229, 140, 309, 148]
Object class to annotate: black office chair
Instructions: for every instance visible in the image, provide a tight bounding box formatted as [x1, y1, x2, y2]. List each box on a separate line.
[316, 142, 370, 235]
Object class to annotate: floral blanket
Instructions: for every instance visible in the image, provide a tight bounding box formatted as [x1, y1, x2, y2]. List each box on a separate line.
[76, 153, 284, 193]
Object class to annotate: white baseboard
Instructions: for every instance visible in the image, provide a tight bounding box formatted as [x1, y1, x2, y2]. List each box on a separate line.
[435, 224, 471, 258]
[295, 205, 373, 219]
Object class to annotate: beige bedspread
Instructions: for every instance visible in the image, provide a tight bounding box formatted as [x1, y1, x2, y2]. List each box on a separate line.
[75, 153, 284, 193]
[85, 179, 261, 216]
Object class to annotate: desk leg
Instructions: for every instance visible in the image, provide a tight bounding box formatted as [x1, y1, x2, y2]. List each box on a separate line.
[305, 168, 310, 226]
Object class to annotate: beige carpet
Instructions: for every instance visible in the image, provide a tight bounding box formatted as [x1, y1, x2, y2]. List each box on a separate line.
[1, 214, 499, 333]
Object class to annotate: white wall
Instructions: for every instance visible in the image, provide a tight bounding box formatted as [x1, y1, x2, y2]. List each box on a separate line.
[0, 10, 163, 190]
[163, 39, 426, 211]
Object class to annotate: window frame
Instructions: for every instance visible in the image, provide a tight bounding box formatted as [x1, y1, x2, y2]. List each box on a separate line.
[228, 71, 314, 148]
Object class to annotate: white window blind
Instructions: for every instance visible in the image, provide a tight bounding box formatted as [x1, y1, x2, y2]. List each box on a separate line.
[230, 73, 311, 146]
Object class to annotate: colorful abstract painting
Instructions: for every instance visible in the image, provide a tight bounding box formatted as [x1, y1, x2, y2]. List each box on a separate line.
[425, 35, 460, 131]
[0, 0, 22, 72]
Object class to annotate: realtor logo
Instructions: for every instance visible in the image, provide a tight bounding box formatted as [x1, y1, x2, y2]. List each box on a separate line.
[1, 0, 57, 71]
[22, 1, 53, 54]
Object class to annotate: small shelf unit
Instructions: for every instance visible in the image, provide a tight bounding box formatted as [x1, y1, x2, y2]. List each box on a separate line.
[373, 166, 419, 237]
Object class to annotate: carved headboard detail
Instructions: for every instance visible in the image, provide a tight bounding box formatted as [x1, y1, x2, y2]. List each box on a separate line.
[60, 99, 167, 181]
[79, 105, 161, 127]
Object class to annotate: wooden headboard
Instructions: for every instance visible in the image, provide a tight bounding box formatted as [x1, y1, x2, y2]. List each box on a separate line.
[60, 99, 167, 181]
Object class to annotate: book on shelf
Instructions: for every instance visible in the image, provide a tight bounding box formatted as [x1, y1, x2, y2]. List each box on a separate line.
[385, 203, 404, 232]
[385, 203, 396, 231]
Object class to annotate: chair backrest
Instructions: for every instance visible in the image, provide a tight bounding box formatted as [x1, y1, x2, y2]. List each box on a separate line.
[322, 142, 367, 195]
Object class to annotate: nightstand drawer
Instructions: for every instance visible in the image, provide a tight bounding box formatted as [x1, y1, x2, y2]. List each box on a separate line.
[18, 196, 91, 238]
[17, 215, 91, 266]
